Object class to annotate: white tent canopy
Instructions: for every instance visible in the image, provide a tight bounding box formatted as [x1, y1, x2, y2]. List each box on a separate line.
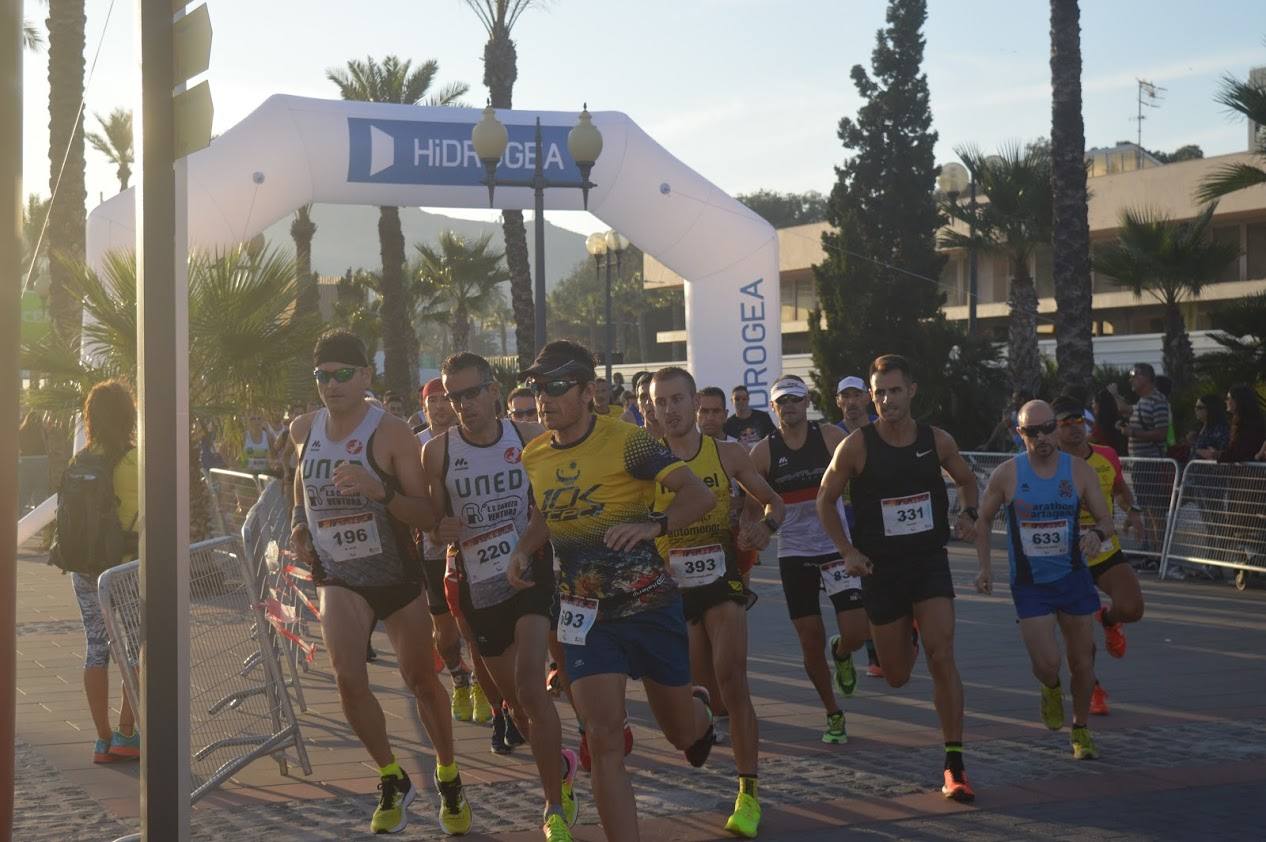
[86, 95, 780, 405]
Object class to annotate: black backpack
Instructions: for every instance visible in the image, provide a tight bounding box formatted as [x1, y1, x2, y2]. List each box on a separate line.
[48, 448, 138, 578]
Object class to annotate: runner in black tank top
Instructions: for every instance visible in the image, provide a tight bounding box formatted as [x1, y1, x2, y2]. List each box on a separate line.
[814, 355, 982, 804]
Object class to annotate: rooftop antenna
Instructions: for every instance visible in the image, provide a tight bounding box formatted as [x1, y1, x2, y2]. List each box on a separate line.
[1131, 79, 1165, 166]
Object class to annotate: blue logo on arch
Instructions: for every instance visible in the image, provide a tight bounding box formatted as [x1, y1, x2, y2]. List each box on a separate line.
[346, 118, 581, 186]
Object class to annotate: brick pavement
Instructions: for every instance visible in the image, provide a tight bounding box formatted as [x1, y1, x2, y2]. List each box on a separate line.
[11, 540, 1266, 840]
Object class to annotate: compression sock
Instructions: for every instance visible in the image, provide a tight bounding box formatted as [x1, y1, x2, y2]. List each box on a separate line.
[944, 742, 965, 776]
[378, 759, 404, 779]
[435, 760, 459, 783]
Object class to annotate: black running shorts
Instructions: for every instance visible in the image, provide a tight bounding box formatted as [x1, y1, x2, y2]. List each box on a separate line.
[459, 581, 554, 658]
[318, 581, 423, 623]
[780, 554, 865, 621]
[861, 551, 955, 626]
[1089, 550, 1131, 585]
[681, 573, 747, 624]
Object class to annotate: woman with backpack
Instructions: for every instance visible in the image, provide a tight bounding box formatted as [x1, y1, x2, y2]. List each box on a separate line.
[63, 379, 141, 763]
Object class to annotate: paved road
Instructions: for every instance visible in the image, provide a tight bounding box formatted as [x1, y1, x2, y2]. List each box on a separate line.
[12, 541, 1266, 840]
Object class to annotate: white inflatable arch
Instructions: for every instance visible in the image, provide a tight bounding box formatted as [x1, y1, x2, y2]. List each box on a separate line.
[86, 95, 780, 406]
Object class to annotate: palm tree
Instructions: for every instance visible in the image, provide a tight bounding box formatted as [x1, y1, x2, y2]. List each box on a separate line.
[45, 0, 87, 346]
[1199, 291, 1266, 390]
[1196, 72, 1266, 202]
[21, 246, 323, 538]
[326, 56, 468, 398]
[464, 0, 544, 368]
[1049, 0, 1094, 393]
[22, 194, 52, 297]
[415, 231, 511, 353]
[290, 204, 318, 317]
[85, 108, 133, 192]
[24, 19, 44, 50]
[1092, 203, 1240, 385]
[941, 144, 1052, 396]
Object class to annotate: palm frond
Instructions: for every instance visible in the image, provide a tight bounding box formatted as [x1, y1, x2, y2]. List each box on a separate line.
[1195, 160, 1266, 203]
[23, 19, 43, 50]
[1214, 73, 1266, 129]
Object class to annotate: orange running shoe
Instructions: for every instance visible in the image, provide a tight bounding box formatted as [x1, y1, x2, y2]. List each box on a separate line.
[1097, 607, 1127, 658]
[1090, 684, 1110, 716]
[941, 769, 975, 803]
[866, 663, 885, 679]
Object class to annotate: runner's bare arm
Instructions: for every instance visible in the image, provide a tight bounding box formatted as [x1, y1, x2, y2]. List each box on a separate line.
[332, 416, 437, 530]
[1074, 457, 1115, 558]
[936, 427, 979, 542]
[973, 461, 1012, 595]
[1108, 459, 1145, 539]
[720, 441, 784, 550]
[508, 507, 549, 590]
[288, 413, 316, 565]
[605, 465, 716, 552]
[419, 433, 451, 539]
[816, 433, 862, 563]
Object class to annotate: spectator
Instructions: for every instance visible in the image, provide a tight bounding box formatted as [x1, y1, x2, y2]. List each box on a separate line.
[507, 386, 538, 424]
[1192, 394, 1230, 461]
[73, 380, 140, 764]
[384, 391, 407, 420]
[1090, 389, 1127, 456]
[240, 410, 275, 473]
[610, 371, 626, 404]
[1123, 363, 1170, 458]
[1221, 384, 1266, 463]
[19, 411, 47, 457]
[722, 383, 775, 446]
[196, 416, 226, 470]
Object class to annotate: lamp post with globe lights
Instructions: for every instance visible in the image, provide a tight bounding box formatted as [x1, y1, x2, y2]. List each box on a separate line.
[586, 229, 629, 381]
[472, 105, 603, 352]
[938, 161, 978, 335]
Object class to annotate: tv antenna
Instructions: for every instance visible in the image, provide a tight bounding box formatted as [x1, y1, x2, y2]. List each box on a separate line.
[1131, 78, 1165, 153]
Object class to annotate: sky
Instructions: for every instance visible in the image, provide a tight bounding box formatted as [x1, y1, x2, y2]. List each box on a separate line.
[19, 0, 1266, 239]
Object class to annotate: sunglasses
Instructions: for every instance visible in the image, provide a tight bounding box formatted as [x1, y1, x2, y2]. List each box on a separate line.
[445, 380, 493, 405]
[774, 395, 806, 406]
[529, 379, 582, 398]
[313, 367, 359, 384]
[511, 408, 538, 419]
[1019, 420, 1058, 437]
[1056, 416, 1084, 427]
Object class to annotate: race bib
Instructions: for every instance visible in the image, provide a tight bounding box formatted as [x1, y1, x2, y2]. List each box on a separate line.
[556, 596, 599, 645]
[1020, 520, 1069, 557]
[820, 559, 860, 595]
[316, 512, 382, 563]
[668, 544, 726, 588]
[881, 492, 934, 536]
[460, 522, 517, 586]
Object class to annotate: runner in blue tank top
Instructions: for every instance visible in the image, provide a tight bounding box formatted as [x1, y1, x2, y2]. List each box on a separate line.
[974, 400, 1117, 762]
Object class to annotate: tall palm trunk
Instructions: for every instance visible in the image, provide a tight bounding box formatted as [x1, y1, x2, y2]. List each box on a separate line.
[1008, 269, 1042, 395]
[45, 0, 86, 347]
[451, 299, 471, 353]
[1162, 299, 1194, 385]
[291, 205, 318, 317]
[484, 29, 535, 367]
[378, 206, 415, 397]
[1050, 0, 1094, 393]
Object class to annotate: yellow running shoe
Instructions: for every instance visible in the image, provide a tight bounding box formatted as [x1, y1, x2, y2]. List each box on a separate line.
[821, 710, 847, 744]
[560, 748, 579, 826]
[543, 812, 573, 841]
[1071, 726, 1099, 760]
[471, 683, 493, 724]
[370, 769, 416, 834]
[451, 684, 473, 722]
[724, 792, 761, 838]
[435, 771, 472, 835]
[1039, 682, 1065, 731]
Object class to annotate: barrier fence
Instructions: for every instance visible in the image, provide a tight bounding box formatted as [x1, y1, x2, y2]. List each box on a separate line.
[97, 535, 311, 804]
[1160, 460, 1266, 587]
[205, 468, 266, 537]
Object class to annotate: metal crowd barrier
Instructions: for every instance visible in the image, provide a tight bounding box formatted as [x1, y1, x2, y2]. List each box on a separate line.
[205, 468, 266, 537]
[1160, 460, 1266, 588]
[97, 534, 311, 803]
[953, 452, 1181, 564]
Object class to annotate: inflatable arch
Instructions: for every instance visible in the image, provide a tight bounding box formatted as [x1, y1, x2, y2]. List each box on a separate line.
[86, 95, 780, 406]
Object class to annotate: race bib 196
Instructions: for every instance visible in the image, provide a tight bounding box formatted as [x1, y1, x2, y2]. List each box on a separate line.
[459, 522, 517, 586]
[1020, 519, 1069, 557]
[556, 595, 599, 645]
[668, 544, 726, 588]
[316, 512, 382, 563]
[881, 492, 934, 536]
[820, 559, 861, 595]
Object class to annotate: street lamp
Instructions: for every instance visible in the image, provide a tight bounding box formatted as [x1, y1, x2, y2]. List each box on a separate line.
[586, 229, 628, 381]
[472, 104, 603, 354]
[938, 161, 978, 336]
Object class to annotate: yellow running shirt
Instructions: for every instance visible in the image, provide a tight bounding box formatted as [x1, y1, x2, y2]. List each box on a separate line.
[523, 414, 683, 620]
[1081, 444, 1123, 565]
[654, 434, 738, 581]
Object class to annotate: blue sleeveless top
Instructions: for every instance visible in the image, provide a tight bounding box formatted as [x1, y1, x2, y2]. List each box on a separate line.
[1005, 452, 1083, 585]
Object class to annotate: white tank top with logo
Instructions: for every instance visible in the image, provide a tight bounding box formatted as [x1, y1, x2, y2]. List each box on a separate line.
[243, 429, 271, 472]
[301, 405, 412, 587]
[443, 419, 530, 609]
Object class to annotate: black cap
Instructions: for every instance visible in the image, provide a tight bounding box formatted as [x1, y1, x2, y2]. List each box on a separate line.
[1051, 395, 1084, 420]
[519, 340, 596, 382]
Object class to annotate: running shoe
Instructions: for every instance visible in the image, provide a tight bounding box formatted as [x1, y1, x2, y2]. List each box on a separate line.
[714, 714, 729, 746]
[92, 737, 117, 764]
[821, 711, 847, 744]
[941, 769, 975, 803]
[1070, 726, 1099, 760]
[543, 812, 573, 842]
[685, 687, 717, 767]
[371, 769, 416, 834]
[504, 705, 526, 748]
[490, 711, 511, 755]
[1039, 682, 1065, 731]
[471, 683, 493, 724]
[724, 792, 761, 839]
[451, 684, 473, 722]
[108, 728, 140, 760]
[1090, 684, 1110, 716]
[560, 748, 579, 826]
[829, 634, 857, 697]
[435, 771, 472, 835]
[866, 663, 885, 678]
[1097, 607, 1127, 659]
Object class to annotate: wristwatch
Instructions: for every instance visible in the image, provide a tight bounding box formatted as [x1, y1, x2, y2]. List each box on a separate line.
[1090, 526, 1108, 541]
[761, 514, 782, 534]
[963, 507, 979, 521]
[649, 511, 669, 536]
[1127, 504, 1143, 514]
